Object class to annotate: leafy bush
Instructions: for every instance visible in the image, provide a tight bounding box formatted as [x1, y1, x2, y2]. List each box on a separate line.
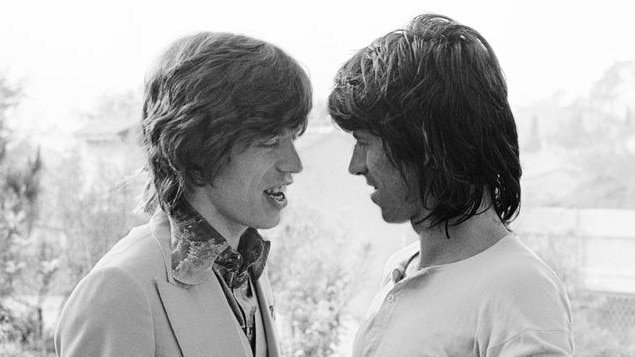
[266, 207, 371, 357]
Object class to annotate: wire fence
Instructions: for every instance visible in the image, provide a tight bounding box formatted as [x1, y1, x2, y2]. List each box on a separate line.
[581, 291, 635, 343]
[516, 207, 635, 355]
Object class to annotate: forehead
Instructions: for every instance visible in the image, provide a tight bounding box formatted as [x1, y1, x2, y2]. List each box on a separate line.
[235, 127, 299, 149]
[257, 127, 303, 142]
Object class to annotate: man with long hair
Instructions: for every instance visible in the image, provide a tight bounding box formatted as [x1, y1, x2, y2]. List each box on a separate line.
[329, 14, 574, 356]
[55, 32, 312, 357]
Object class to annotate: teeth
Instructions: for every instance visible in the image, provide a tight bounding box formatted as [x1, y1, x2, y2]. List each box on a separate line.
[264, 185, 288, 203]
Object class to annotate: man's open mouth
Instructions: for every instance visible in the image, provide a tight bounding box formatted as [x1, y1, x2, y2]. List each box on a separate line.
[264, 185, 287, 203]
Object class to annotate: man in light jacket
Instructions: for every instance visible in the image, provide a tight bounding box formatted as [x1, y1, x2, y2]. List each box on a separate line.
[55, 31, 312, 357]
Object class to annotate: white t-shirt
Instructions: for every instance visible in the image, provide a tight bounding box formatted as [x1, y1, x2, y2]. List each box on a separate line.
[352, 234, 574, 357]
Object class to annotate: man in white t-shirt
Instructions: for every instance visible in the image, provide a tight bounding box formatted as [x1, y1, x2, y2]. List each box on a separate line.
[327, 13, 574, 356]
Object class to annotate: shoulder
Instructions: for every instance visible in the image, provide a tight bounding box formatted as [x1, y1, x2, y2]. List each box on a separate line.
[68, 264, 151, 312]
[478, 235, 567, 298]
[472, 235, 574, 354]
[54, 223, 164, 356]
[92, 223, 167, 282]
[62, 223, 166, 315]
[62, 223, 160, 314]
[55, 264, 156, 356]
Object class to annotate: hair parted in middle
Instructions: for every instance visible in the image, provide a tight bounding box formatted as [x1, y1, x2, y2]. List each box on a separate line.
[141, 32, 312, 215]
[328, 13, 521, 229]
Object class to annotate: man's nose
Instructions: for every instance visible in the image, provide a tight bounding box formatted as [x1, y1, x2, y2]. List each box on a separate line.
[348, 146, 367, 176]
[278, 142, 303, 174]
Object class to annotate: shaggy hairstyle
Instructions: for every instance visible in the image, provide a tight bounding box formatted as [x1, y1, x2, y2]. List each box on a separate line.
[328, 14, 521, 229]
[141, 32, 312, 214]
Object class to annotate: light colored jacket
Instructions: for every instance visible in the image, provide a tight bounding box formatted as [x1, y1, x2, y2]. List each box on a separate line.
[54, 210, 279, 357]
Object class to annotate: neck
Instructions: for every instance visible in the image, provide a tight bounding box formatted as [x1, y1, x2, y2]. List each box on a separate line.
[412, 206, 510, 269]
[185, 197, 246, 250]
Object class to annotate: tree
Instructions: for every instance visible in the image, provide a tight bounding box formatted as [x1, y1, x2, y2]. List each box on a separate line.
[530, 60, 635, 208]
[33, 90, 146, 298]
[0, 72, 46, 351]
[40, 148, 146, 296]
[0, 74, 42, 300]
[524, 115, 542, 152]
[559, 61, 635, 208]
[266, 207, 372, 357]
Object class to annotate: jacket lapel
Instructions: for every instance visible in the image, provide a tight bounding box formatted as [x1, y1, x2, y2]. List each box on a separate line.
[156, 278, 252, 357]
[254, 274, 280, 357]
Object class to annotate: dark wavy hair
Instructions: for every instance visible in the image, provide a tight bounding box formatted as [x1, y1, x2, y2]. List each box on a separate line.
[141, 32, 312, 214]
[328, 14, 521, 229]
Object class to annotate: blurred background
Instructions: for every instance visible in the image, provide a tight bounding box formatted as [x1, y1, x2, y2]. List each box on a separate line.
[1, 0, 634, 356]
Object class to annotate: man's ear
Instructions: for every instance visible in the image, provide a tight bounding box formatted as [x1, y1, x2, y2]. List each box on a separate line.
[189, 165, 208, 186]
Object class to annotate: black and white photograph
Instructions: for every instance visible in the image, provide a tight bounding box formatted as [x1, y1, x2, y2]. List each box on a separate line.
[1, 0, 634, 356]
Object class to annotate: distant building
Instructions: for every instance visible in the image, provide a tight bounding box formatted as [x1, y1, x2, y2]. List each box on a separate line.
[74, 112, 144, 186]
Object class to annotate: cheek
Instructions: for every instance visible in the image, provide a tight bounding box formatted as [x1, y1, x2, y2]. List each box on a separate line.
[213, 174, 252, 206]
[225, 163, 263, 193]
[367, 149, 396, 180]
[366, 149, 387, 172]
[243, 168, 277, 204]
[403, 169, 421, 195]
[369, 151, 419, 198]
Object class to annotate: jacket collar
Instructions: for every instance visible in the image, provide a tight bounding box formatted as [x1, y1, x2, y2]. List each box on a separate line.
[148, 209, 279, 357]
[163, 202, 270, 286]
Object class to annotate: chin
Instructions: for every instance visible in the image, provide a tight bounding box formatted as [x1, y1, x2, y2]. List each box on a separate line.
[380, 213, 397, 223]
[253, 215, 281, 230]
[381, 211, 409, 224]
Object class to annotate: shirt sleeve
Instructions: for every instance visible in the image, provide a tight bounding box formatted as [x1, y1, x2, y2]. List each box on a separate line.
[54, 267, 155, 357]
[486, 329, 574, 356]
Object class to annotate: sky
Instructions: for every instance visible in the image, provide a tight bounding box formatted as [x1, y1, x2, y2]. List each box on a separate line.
[1, 0, 634, 147]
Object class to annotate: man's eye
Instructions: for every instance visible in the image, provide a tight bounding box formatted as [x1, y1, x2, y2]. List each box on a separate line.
[260, 137, 280, 148]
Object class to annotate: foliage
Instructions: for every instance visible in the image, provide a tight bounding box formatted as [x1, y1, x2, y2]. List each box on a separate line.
[0, 72, 51, 353]
[31, 89, 147, 296]
[1, 74, 30, 298]
[1, 85, 145, 354]
[266, 207, 371, 357]
[46, 150, 146, 295]
[0, 303, 55, 355]
[534, 60, 635, 208]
